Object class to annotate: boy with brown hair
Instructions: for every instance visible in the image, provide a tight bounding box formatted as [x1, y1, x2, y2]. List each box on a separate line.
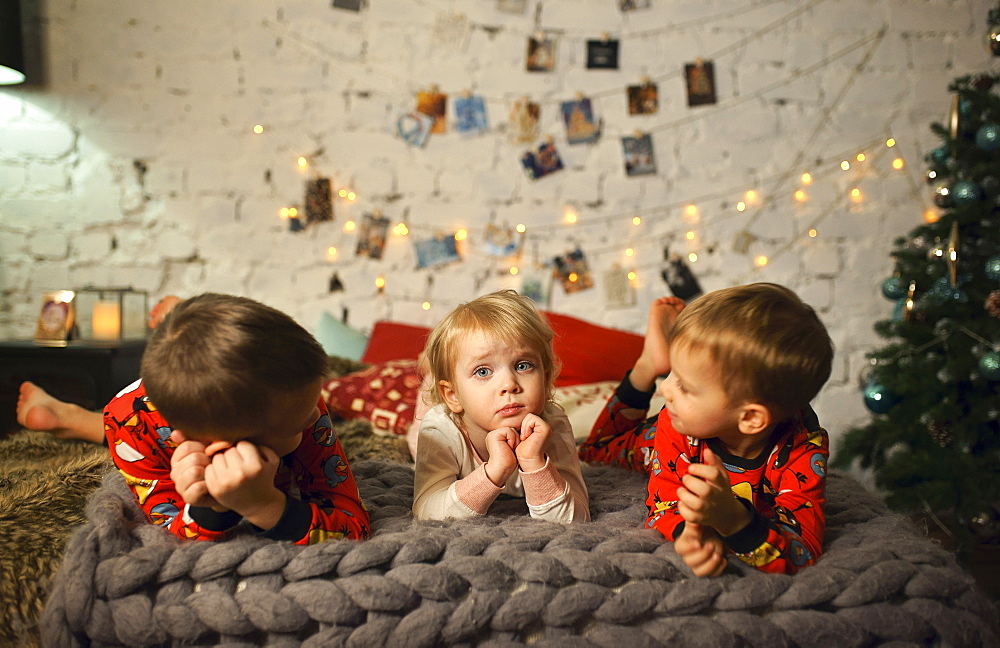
[103, 293, 369, 544]
[579, 283, 833, 575]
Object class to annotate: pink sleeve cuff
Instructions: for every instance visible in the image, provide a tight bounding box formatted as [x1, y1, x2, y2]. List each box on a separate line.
[519, 457, 565, 507]
[454, 463, 503, 514]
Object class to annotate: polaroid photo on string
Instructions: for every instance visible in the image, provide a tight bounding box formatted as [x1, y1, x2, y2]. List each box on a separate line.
[396, 111, 434, 147]
[661, 252, 703, 301]
[526, 34, 556, 72]
[332, 0, 364, 11]
[454, 93, 488, 135]
[603, 266, 637, 309]
[508, 97, 540, 144]
[483, 223, 522, 258]
[356, 212, 390, 260]
[416, 88, 447, 134]
[561, 97, 601, 145]
[627, 80, 658, 115]
[34, 290, 75, 346]
[553, 248, 595, 294]
[305, 177, 333, 224]
[586, 38, 619, 69]
[521, 140, 564, 180]
[415, 233, 462, 269]
[622, 133, 657, 177]
[685, 60, 717, 107]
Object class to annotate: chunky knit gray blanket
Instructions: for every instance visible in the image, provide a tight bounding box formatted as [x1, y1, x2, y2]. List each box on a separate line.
[42, 462, 999, 647]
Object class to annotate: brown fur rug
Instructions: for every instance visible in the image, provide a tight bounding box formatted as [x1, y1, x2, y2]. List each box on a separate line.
[0, 415, 409, 648]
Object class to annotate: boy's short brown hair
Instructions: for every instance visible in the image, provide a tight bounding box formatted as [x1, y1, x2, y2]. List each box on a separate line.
[423, 290, 560, 415]
[140, 293, 329, 436]
[668, 282, 833, 421]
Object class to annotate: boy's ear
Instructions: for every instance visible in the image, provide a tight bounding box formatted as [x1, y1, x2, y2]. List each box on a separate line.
[439, 380, 464, 414]
[738, 402, 772, 436]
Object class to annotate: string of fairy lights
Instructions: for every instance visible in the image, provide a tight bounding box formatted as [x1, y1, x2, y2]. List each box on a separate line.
[245, 1, 930, 314]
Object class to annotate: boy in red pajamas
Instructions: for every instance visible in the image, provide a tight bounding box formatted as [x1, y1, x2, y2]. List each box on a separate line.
[104, 293, 369, 544]
[579, 283, 833, 576]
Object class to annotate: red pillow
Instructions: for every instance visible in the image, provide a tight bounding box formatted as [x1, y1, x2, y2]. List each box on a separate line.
[322, 359, 423, 436]
[361, 321, 431, 364]
[356, 312, 643, 387]
[544, 311, 643, 387]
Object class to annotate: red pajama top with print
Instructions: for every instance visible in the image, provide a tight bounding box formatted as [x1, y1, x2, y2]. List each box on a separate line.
[104, 380, 370, 544]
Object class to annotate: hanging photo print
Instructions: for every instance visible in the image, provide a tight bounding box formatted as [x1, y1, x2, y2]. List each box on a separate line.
[454, 93, 488, 135]
[604, 265, 637, 309]
[332, 0, 364, 11]
[561, 97, 601, 144]
[619, 0, 651, 10]
[396, 111, 434, 147]
[586, 38, 619, 69]
[526, 34, 556, 72]
[415, 233, 462, 269]
[622, 133, 656, 177]
[521, 140, 564, 180]
[627, 80, 658, 115]
[483, 223, 522, 258]
[520, 271, 551, 306]
[416, 88, 447, 134]
[685, 60, 717, 107]
[305, 177, 333, 224]
[661, 253, 703, 300]
[356, 212, 390, 259]
[508, 97, 540, 143]
[553, 248, 595, 294]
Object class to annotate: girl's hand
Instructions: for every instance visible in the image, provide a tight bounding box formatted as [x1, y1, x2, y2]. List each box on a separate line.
[515, 413, 550, 472]
[484, 427, 519, 486]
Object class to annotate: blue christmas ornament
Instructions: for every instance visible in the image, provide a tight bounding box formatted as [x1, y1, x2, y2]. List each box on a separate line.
[986, 255, 1000, 281]
[976, 123, 1000, 151]
[930, 146, 949, 164]
[952, 180, 982, 205]
[863, 381, 900, 414]
[979, 350, 1000, 381]
[881, 276, 907, 300]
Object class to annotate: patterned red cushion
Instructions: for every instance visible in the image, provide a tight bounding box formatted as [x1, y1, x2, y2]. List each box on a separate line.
[322, 359, 424, 436]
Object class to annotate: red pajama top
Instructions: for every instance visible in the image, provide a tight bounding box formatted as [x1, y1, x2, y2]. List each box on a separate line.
[104, 380, 370, 544]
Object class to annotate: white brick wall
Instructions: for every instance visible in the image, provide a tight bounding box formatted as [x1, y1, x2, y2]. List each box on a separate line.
[1, 0, 998, 459]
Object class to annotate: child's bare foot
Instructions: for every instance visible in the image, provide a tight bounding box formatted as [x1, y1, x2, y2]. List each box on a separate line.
[631, 297, 686, 391]
[148, 295, 182, 329]
[16, 382, 105, 443]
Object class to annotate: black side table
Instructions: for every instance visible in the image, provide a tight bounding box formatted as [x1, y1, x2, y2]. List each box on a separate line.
[0, 339, 147, 436]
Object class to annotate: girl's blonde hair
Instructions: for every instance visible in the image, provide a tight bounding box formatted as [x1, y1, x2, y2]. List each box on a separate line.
[668, 282, 833, 421]
[422, 290, 560, 420]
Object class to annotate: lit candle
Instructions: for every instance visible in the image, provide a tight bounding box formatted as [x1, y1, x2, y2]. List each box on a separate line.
[92, 302, 121, 340]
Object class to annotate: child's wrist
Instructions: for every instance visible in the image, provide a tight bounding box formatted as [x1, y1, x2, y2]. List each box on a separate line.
[517, 455, 546, 473]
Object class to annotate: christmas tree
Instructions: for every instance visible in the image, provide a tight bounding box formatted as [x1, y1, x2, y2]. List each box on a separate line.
[833, 15, 1000, 558]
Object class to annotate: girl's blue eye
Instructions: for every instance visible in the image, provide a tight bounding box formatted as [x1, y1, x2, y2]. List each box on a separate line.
[474, 367, 491, 378]
[516, 361, 534, 372]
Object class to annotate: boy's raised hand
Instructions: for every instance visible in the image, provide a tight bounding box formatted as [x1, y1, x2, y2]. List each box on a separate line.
[675, 521, 728, 577]
[515, 412, 550, 472]
[204, 441, 286, 530]
[484, 427, 519, 486]
[677, 445, 752, 537]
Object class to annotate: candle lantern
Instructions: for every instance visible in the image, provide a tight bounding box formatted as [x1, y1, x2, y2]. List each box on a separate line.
[73, 286, 149, 342]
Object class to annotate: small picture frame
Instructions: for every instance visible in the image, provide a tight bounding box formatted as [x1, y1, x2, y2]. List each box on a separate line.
[627, 81, 658, 115]
[415, 233, 462, 269]
[454, 94, 488, 135]
[34, 290, 75, 345]
[527, 35, 556, 72]
[586, 38, 620, 70]
[561, 97, 601, 144]
[622, 133, 657, 177]
[416, 89, 448, 134]
[685, 60, 717, 107]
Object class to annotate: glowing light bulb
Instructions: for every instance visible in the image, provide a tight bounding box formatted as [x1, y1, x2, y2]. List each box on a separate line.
[422, 301, 431, 311]
[688, 252, 698, 263]
[326, 246, 338, 261]
[924, 209, 939, 223]
[686, 204, 698, 217]
[252, 124, 264, 134]
[626, 248, 634, 257]
[851, 188, 862, 200]
[375, 275, 385, 289]
[632, 216, 641, 225]
[794, 190, 807, 202]
[627, 271, 637, 281]
[288, 207, 298, 217]
[455, 229, 468, 241]
[736, 201, 747, 212]
[745, 190, 757, 201]
[339, 189, 348, 198]
[685, 231, 695, 240]
[808, 229, 818, 238]
[886, 138, 896, 147]
[279, 207, 290, 218]
[394, 223, 409, 236]
[755, 255, 768, 267]
[345, 220, 356, 232]
[856, 153, 866, 162]
[565, 212, 577, 224]
[347, 192, 356, 201]
[568, 272, 579, 283]
[801, 172, 813, 185]
[510, 266, 519, 275]
[516, 223, 526, 233]
[840, 161, 850, 171]
[297, 156, 308, 168]
[892, 158, 904, 170]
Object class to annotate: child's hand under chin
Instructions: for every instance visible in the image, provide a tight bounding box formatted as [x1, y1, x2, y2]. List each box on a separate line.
[515, 412, 550, 472]
[484, 426, 519, 486]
